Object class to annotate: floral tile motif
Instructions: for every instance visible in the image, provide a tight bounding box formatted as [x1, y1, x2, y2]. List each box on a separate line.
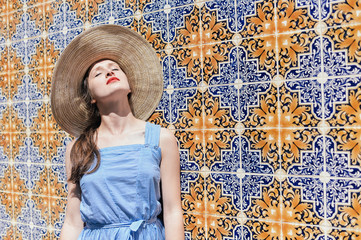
[167, 5, 193, 43]
[11, 13, 42, 66]
[166, 54, 197, 89]
[44, 1, 62, 32]
[241, 83, 320, 171]
[211, 135, 240, 173]
[245, 178, 323, 239]
[171, 5, 234, 83]
[240, 0, 318, 77]
[138, 16, 167, 51]
[325, 1, 361, 68]
[175, 129, 204, 168]
[322, 37, 361, 77]
[326, 178, 361, 218]
[143, 9, 169, 42]
[208, 46, 238, 86]
[288, 136, 324, 176]
[241, 174, 273, 211]
[90, 0, 133, 25]
[182, 174, 240, 240]
[28, 4, 45, 34]
[47, 3, 84, 49]
[206, 0, 237, 32]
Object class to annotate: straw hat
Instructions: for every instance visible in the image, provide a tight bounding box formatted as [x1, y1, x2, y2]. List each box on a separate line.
[51, 25, 163, 137]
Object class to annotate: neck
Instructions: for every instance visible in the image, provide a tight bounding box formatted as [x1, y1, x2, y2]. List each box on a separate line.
[96, 95, 138, 135]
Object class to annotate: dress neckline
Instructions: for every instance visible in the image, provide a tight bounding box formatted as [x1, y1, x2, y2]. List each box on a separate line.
[97, 122, 149, 151]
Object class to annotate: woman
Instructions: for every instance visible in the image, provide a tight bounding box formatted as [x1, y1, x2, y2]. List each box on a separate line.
[51, 25, 184, 239]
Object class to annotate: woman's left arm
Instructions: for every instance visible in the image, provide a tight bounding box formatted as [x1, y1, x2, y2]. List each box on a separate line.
[160, 128, 185, 240]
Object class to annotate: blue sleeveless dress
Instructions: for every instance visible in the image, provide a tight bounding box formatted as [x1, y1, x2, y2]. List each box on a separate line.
[77, 122, 165, 240]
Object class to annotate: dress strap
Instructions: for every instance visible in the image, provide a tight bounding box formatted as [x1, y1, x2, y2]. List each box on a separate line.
[144, 122, 161, 147]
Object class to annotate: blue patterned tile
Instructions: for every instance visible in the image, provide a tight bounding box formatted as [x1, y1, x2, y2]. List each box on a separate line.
[208, 85, 239, 121]
[211, 135, 240, 173]
[91, 0, 133, 25]
[236, 0, 259, 32]
[238, 46, 271, 84]
[286, 36, 322, 79]
[171, 88, 197, 123]
[180, 149, 200, 172]
[0, 220, 11, 238]
[288, 136, 324, 176]
[326, 179, 361, 219]
[325, 136, 361, 178]
[143, 10, 168, 42]
[211, 172, 242, 212]
[286, 79, 323, 119]
[143, 0, 167, 12]
[288, 176, 325, 218]
[239, 82, 270, 122]
[168, 5, 194, 43]
[47, 3, 83, 48]
[154, 90, 171, 123]
[209, 47, 238, 85]
[180, 171, 199, 193]
[168, 53, 197, 89]
[16, 199, 47, 239]
[240, 135, 273, 174]
[294, 0, 321, 20]
[322, 37, 361, 77]
[206, 0, 237, 32]
[242, 174, 273, 211]
[11, 13, 42, 66]
[324, 76, 360, 119]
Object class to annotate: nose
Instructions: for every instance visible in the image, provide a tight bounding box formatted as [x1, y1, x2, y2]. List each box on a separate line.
[106, 71, 114, 77]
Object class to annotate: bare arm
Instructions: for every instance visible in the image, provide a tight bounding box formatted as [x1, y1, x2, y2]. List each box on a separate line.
[60, 140, 84, 240]
[160, 128, 185, 240]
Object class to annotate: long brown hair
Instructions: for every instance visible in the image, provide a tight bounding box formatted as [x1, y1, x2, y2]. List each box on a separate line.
[68, 62, 101, 184]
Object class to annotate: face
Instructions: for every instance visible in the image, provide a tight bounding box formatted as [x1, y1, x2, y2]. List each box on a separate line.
[86, 59, 130, 104]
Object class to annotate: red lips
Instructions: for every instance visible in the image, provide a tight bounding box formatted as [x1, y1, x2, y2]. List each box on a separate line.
[106, 77, 119, 85]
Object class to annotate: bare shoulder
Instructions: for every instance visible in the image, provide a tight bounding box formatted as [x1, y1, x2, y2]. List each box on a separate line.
[159, 127, 177, 147]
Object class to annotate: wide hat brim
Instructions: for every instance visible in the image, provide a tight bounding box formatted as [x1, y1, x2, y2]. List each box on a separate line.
[51, 25, 163, 137]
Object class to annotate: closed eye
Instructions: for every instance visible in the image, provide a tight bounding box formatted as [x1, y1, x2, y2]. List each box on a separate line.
[95, 73, 101, 77]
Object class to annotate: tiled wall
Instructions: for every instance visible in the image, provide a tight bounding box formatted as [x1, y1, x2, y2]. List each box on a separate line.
[0, 0, 361, 239]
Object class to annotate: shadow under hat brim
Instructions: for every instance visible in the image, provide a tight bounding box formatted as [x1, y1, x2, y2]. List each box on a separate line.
[51, 24, 163, 137]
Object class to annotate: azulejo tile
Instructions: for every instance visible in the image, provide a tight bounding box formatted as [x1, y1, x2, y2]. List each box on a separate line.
[326, 76, 361, 124]
[329, 228, 361, 239]
[240, 0, 318, 78]
[183, 212, 206, 240]
[44, 1, 62, 32]
[27, 4, 45, 33]
[33, 167, 49, 196]
[206, 215, 240, 240]
[204, 129, 237, 168]
[324, 136, 361, 178]
[49, 165, 67, 198]
[209, 173, 241, 215]
[322, 36, 361, 77]
[168, 4, 194, 43]
[164, 54, 197, 89]
[211, 135, 240, 173]
[171, 5, 235, 83]
[138, 15, 167, 51]
[91, 0, 133, 25]
[208, 85, 239, 121]
[206, 0, 237, 32]
[142, 9, 168, 42]
[175, 130, 204, 168]
[240, 135, 273, 175]
[327, 178, 361, 221]
[170, 87, 197, 124]
[208, 46, 238, 86]
[16, 198, 48, 239]
[285, 79, 323, 119]
[288, 136, 324, 176]
[11, 13, 42, 66]
[0, 220, 12, 239]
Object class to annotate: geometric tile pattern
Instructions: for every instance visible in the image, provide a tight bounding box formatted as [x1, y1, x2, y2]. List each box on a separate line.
[1, 0, 361, 239]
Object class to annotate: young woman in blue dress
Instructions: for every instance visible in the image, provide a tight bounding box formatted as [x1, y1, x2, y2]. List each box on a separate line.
[51, 25, 184, 239]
